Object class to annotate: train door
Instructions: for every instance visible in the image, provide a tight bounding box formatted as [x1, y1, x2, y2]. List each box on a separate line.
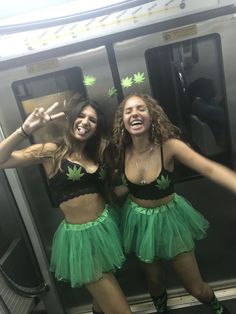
[113, 12, 236, 304]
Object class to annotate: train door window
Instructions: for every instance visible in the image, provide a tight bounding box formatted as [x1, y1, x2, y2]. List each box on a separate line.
[145, 34, 232, 179]
[12, 67, 86, 144]
[11, 67, 87, 210]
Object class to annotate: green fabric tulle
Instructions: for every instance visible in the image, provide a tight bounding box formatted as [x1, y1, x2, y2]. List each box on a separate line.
[50, 205, 125, 287]
[122, 193, 209, 262]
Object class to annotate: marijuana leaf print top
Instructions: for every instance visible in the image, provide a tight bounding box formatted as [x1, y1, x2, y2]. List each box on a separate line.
[121, 168, 174, 200]
[66, 165, 85, 182]
[121, 145, 174, 200]
[155, 175, 171, 190]
[48, 159, 107, 206]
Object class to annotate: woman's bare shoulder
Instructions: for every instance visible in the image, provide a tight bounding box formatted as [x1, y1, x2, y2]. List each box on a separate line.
[162, 138, 190, 162]
[163, 138, 179, 151]
[163, 138, 188, 150]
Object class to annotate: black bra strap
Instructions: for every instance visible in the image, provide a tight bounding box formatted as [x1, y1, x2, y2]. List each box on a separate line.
[160, 144, 164, 168]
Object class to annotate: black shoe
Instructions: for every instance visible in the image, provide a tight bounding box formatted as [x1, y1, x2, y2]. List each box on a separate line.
[211, 305, 230, 314]
[217, 305, 230, 314]
[151, 290, 168, 313]
[209, 294, 230, 314]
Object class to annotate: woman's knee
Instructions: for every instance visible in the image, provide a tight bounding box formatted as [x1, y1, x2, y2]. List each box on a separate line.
[86, 275, 132, 314]
[188, 282, 212, 301]
[146, 276, 164, 290]
[143, 262, 164, 284]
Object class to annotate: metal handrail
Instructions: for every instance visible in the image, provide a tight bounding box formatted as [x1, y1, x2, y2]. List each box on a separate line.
[0, 266, 49, 298]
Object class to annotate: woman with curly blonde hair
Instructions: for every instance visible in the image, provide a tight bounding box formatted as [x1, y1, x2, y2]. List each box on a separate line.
[113, 93, 234, 313]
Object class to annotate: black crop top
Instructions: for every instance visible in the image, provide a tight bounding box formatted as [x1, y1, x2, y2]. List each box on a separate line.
[121, 145, 174, 200]
[48, 159, 106, 206]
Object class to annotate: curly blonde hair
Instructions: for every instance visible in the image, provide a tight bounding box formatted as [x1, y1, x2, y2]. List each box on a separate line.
[113, 93, 181, 159]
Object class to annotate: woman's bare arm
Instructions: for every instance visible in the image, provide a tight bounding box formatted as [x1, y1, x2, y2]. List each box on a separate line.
[166, 139, 236, 194]
[0, 102, 64, 169]
[0, 143, 58, 169]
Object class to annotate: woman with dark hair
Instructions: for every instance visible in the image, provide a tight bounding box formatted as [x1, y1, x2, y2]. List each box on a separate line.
[113, 93, 236, 314]
[0, 94, 132, 314]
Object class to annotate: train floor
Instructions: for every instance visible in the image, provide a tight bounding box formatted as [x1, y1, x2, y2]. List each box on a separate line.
[171, 300, 236, 313]
[154, 298, 236, 313]
[32, 298, 236, 313]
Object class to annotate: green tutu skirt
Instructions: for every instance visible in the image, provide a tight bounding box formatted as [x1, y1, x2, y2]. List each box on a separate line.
[50, 205, 125, 287]
[122, 193, 209, 262]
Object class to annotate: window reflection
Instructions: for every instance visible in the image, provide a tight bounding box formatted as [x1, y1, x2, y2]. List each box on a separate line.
[187, 78, 227, 156]
[12, 67, 86, 143]
[146, 34, 232, 179]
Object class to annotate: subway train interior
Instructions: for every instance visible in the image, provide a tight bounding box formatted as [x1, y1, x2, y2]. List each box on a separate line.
[0, 0, 236, 313]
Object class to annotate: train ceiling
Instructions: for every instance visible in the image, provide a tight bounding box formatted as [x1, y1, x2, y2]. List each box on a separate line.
[0, 0, 235, 62]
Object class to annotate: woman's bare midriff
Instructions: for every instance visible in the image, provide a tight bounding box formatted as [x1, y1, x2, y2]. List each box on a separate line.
[130, 194, 174, 208]
[59, 193, 105, 224]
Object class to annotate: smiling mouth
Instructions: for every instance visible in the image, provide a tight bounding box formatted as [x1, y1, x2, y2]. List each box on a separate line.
[130, 119, 143, 127]
[77, 126, 88, 135]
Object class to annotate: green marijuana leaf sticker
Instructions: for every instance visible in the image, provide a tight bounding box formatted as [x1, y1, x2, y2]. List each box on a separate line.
[121, 174, 128, 187]
[99, 167, 106, 181]
[133, 72, 145, 84]
[83, 75, 96, 87]
[66, 165, 84, 182]
[107, 87, 118, 98]
[155, 175, 171, 190]
[121, 76, 133, 88]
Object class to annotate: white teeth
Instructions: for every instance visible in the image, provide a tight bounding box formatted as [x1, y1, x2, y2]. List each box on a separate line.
[77, 127, 87, 134]
[130, 119, 143, 126]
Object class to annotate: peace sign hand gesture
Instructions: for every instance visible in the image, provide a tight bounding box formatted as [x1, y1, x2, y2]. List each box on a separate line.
[22, 102, 65, 135]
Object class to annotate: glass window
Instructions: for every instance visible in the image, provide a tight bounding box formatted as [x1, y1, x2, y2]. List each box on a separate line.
[145, 34, 232, 180]
[12, 67, 86, 210]
[12, 67, 86, 143]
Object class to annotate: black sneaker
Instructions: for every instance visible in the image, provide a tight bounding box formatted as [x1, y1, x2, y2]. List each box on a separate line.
[218, 305, 230, 314]
[151, 290, 168, 313]
[209, 297, 230, 314]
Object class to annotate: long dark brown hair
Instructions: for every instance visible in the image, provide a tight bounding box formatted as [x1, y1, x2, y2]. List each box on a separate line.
[51, 94, 107, 173]
[113, 93, 181, 161]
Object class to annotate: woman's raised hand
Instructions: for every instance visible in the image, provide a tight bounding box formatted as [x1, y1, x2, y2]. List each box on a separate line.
[22, 102, 65, 135]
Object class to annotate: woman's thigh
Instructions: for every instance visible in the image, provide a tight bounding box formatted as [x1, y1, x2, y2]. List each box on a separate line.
[170, 252, 208, 292]
[86, 272, 132, 314]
